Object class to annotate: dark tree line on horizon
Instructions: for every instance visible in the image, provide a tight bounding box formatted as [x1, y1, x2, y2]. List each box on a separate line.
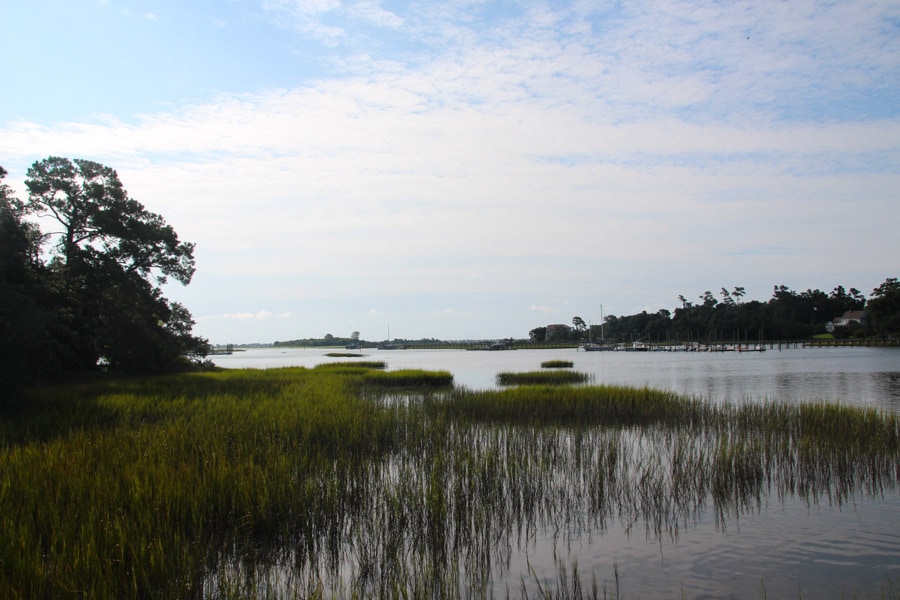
[1, 158, 209, 392]
[531, 281, 900, 344]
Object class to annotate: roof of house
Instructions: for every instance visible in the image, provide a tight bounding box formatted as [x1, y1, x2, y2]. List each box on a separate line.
[841, 310, 868, 320]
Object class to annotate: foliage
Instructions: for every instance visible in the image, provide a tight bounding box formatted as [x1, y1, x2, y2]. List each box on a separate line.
[0, 158, 208, 387]
[569, 282, 885, 344]
[0, 168, 68, 389]
[867, 278, 900, 335]
[529, 326, 548, 342]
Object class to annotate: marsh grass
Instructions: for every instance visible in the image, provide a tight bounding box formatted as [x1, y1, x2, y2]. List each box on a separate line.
[0, 369, 896, 598]
[497, 371, 593, 386]
[0, 368, 402, 598]
[450, 384, 696, 426]
[541, 360, 574, 369]
[314, 360, 386, 371]
[362, 369, 454, 389]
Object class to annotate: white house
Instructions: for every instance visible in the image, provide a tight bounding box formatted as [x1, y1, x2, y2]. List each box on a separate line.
[827, 310, 869, 332]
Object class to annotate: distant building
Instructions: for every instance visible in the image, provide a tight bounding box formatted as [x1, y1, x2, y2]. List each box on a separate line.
[833, 310, 869, 327]
[827, 310, 869, 332]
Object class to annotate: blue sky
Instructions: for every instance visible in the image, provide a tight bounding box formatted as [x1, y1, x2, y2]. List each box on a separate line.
[2, 0, 898, 343]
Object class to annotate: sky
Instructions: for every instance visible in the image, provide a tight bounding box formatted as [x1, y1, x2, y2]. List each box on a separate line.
[2, 0, 898, 344]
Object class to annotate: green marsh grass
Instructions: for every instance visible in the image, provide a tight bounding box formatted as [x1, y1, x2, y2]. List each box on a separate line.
[497, 371, 593, 386]
[314, 360, 386, 372]
[0, 369, 897, 598]
[0, 368, 403, 598]
[541, 360, 574, 369]
[449, 384, 699, 426]
[361, 368, 454, 389]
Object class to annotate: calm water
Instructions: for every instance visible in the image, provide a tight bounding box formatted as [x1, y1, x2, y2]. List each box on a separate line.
[211, 346, 900, 597]
[212, 345, 900, 410]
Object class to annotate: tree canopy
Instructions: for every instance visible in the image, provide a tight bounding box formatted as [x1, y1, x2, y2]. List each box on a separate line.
[529, 280, 898, 345]
[1, 157, 208, 390]
[867, 278, 900, 335]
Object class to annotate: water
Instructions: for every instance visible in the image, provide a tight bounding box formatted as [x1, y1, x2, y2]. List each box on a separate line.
[212, 346, 900, 410]
[210, 346, 900, 597]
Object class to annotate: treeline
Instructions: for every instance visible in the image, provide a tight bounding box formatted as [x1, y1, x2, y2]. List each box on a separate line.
[275, 334, 363, 348]
[274, 335, 445, 348]
[530, 281, 900, 344]
[0, 158, 209, 392]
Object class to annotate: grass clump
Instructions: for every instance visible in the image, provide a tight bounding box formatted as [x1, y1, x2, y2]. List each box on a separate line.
[541, 360, 574, 369]
[448, 384, 694, 426]
[315, 360, 386, 370]
[362, 369, 453, 389]
[497, 370, 592, 386]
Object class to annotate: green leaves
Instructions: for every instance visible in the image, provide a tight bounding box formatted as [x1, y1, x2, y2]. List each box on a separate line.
[867, 277, 900, 335]
[11, 156, 207, 375]
[25, 156, 195, 286]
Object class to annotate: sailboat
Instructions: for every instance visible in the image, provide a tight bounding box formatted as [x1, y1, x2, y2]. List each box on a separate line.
[377, 324, 401, 350]
[581, 306, 615, 351]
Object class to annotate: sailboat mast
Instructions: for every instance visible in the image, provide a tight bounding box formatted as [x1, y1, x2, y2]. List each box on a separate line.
[600, 304, 604, 341]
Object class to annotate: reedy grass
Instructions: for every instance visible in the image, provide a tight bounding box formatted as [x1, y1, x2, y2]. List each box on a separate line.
[497, 371, 593, 386]
[447, 384, 702, 427]
[541, 360, 574, 369]
[361, 369, 454, 389]
[0, 369, 897, 598]
[0, 368, 401, 599]
[315, 360, 385, 369]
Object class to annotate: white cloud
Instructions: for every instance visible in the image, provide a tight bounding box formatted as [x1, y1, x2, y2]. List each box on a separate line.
[263, 0, 346, 44]
[347, 1, 403, 29]
[2, 0, 897, 341]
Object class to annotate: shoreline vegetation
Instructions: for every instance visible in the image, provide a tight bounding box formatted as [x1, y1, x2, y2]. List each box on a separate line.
[1, 365, 898, 598]
[260, 338, 900, 353]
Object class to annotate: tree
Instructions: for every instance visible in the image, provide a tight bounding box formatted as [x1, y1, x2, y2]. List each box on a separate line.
[529, 327, 547, 343]
[25, 157, 195, 286]
[22, 157, 207, 373]
[867, 278, 900, 336]
[0, 167, 31, 278]
[1, 167, 70, 389]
